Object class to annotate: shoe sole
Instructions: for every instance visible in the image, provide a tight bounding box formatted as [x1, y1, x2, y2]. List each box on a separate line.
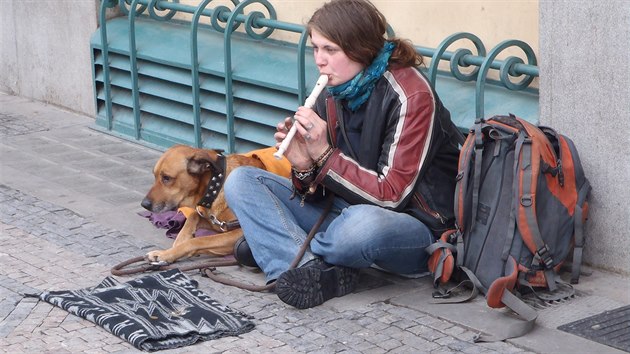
[276, 265, 359, 309]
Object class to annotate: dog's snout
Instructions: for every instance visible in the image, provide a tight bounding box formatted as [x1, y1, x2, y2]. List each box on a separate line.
[141, 197, 153, 211]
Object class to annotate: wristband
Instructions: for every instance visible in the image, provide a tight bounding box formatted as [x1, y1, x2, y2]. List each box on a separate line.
[314, 146, 334, 168]
[292, 166, 316, 181]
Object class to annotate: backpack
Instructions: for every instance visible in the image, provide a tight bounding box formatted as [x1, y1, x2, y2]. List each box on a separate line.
[426, 114, 591, 341]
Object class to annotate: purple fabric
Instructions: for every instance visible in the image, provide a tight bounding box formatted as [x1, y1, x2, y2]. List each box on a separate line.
[138, 210, 216, 239]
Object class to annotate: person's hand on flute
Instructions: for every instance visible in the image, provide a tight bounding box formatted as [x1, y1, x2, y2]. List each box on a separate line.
[274, 108, 330, 171]
[274, 75, 328, 161]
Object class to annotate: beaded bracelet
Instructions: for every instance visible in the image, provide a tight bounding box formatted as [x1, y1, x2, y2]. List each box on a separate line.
[314, 145, 334, 168]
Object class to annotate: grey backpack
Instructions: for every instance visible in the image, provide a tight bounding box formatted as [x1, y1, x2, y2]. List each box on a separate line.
[427, 114, 591, 341]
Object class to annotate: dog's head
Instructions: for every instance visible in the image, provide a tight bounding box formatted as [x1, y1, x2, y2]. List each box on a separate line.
[141, 145, 223, 213]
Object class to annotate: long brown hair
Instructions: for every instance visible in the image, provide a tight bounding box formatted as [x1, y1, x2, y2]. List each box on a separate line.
[307, 0, 422, 69]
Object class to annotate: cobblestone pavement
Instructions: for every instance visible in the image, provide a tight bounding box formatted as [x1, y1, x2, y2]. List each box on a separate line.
[1, 94, 627, 354]
[0, 184, 533, 354]
[0, 94, 537, 354]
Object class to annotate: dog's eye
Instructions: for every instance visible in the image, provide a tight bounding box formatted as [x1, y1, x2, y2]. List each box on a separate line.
[161, 175, 172, 184]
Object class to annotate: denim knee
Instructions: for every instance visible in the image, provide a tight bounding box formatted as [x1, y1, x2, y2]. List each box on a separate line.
[224, 166, 255, 205]
[311, 204, 432, 269]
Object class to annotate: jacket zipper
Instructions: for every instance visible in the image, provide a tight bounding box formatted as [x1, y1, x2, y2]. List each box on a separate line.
[326, 96, 337, 145]
[413, 193, 447, 224]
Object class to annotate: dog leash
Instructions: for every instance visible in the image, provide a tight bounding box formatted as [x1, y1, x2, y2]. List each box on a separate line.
[201, 194, 334, 292]
[111, 194, 333, 289]
[110, 256, 239, 276]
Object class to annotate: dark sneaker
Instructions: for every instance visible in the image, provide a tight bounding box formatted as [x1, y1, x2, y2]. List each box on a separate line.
[276, 261, 359, 309]
[233, 236, 258, 268]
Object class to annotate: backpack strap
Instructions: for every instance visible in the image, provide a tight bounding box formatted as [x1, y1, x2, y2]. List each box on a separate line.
[454, 127, 476, 267]
[431, 256, 537, 342]
[571, 179, 592, 284]
[475, 288, 538, 342]
[426, 229, 459, 286]
[539, 126, 566, 186]
[518, 274, 575, 302]
[475, 256, 538, 342]
[430, 266, 481, 304]
[517, 138, 558, 291]
[501, 131, 527, 262]
[470, 119, 485, 232]
[426, 240, 456, 286]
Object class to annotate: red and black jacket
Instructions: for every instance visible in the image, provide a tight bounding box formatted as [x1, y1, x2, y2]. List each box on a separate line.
[300, 67, 461, 237]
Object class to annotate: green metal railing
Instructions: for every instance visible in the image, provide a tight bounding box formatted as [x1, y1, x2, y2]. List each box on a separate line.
[418, 32, 538, 118]
[99, 0, 309, 152]
[95, 0, 539, 153]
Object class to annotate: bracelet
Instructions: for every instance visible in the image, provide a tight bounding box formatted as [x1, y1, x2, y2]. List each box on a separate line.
[292, 166, 316, 181]
[314, 146, 334, 168]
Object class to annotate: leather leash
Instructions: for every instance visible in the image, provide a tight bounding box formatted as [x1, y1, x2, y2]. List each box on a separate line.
[111, 194, 334, 292]
[111, 256, 238, 276]
[201, 194, 334, 292]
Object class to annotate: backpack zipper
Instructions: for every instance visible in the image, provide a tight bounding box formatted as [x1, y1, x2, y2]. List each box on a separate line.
[413, 193, 447, 224]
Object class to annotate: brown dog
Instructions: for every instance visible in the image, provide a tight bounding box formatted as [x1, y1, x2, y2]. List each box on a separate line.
[141, 145, 269, 264]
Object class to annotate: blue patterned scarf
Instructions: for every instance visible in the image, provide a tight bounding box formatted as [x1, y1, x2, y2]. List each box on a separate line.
[327, 41, 395, 111]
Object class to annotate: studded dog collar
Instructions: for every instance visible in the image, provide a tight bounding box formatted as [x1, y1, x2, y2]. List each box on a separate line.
[195, 152, 240, 232]
[197, 153, 226, 209]
[197, 152, 226, 209]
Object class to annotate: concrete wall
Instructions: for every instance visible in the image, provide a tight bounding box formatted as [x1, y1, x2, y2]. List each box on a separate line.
[0, 1, 99, 116]
[269, 0, 540, 83]
[272, 0, 539, 57]
[176, 0, 539, 78]
[539, 0, 630, 274]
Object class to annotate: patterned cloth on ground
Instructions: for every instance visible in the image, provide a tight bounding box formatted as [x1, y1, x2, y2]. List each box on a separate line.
[34, 269, 255, 351]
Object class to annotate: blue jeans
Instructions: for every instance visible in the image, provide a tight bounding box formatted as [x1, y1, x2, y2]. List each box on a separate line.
[224, 166, 433, 282]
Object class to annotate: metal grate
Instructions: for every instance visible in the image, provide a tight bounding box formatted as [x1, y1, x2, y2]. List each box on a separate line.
[558, 305, 630, 352]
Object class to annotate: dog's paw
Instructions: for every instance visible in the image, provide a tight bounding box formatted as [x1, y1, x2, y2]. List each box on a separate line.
[145, 250, 175, 264]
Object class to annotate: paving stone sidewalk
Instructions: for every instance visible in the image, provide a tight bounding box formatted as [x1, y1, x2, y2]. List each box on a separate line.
[2, 93, 627, 354]
[0, 94, 539, 353]
[0, 177, 531, 354]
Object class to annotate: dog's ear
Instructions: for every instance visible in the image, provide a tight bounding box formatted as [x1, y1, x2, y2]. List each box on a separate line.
[187, 150, 221, 176]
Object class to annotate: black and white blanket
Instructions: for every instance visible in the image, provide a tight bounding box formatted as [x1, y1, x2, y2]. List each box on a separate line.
[34, 269, 255, 351]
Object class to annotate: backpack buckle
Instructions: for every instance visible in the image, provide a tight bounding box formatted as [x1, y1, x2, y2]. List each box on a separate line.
[447, 229, 461, 243]
[432, 288, 452, 299]
[536, 245, 554, 268]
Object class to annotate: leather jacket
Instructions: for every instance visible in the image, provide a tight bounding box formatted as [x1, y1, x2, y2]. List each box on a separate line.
[299, 67, 461, 237]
